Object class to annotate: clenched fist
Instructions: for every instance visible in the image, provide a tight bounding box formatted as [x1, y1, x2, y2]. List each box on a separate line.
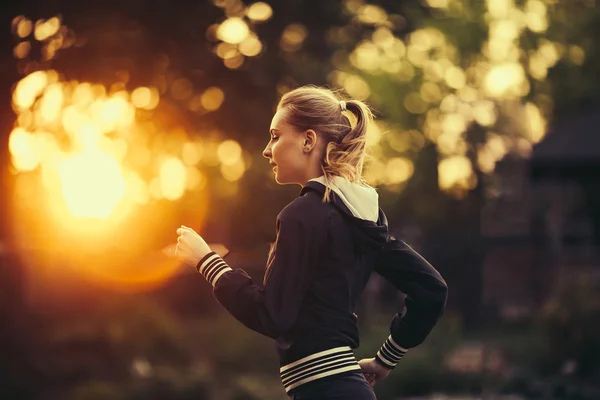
[358, 357, 391, 387]
[173, 225, 212, 268]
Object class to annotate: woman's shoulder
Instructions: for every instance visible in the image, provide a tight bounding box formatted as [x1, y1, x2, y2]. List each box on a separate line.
[278, 190, 333, 223]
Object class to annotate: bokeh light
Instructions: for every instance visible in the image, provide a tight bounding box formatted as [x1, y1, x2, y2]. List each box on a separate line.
[217, 140, 242, 165]
[246, 2, 273, 22]
[385, 157, 414, 185]
[239, 35, 263, 57]
[160, 157, 187, 201]
[15, 17, 33, 38]
[342, 75, 370, 99]
[34, 17, 61, 41]
[201, 87, 225, 110]
[220, 157, 246, 182]
[217, 17, 250, 44]
[131, 87, 152, 109]
[438, 156, 475, 192]
[280, 24, 308, 52]
[13, 41, 31, 59]
[181, 141, 204, 166]
[224, 53, 245, 69]
[13, 70, 49, 111]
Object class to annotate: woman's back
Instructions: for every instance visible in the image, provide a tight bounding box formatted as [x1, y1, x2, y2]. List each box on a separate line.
[275, 180, 385, 364]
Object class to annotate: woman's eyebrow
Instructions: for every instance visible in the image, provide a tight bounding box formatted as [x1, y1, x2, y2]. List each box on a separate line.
[269, 129, 280, 135]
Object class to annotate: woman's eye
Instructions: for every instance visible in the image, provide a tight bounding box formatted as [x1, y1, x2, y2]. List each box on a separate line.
[271, 136, 278, 141]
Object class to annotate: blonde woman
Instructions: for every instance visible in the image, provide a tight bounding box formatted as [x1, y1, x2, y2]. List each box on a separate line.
[174, 86, 448, 399]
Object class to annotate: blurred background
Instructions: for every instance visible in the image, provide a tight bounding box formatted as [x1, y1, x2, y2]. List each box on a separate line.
[1, 0, 599, 399]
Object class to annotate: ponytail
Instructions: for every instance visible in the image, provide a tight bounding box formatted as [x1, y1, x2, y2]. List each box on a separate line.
[321, 99, 373, 202]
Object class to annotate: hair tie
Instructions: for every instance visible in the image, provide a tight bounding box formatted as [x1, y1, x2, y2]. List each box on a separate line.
[339, 100, 347, 112]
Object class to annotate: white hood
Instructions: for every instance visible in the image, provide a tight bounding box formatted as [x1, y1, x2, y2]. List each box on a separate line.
[309, 175, 379, 222]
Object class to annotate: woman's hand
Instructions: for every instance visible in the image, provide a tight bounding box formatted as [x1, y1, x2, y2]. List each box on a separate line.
[174, 225, 212, 268]
[358, 357, 391, 387]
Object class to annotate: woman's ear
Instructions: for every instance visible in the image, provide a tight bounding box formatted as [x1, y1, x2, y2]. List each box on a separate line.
[303, 129, 317, 152]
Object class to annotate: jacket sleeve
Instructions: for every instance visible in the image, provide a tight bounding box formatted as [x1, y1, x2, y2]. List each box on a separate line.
[372, 237, 448, 369]
[194, 205, 326, 339]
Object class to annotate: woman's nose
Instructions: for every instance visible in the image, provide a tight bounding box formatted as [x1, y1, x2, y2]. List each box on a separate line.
[262, 144, 271, 159]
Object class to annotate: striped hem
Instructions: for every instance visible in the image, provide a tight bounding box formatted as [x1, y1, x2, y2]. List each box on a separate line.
[280, 346, 361, 393]
[196, 252, 232, 286]
[375, 335, 408, 369]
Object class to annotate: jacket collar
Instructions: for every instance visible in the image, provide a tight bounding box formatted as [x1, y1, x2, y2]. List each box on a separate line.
[300, 180, 391, 249]
[300, 180, 354, 215]
[300, 180, 326, 197]
[301, 180, 384, 224]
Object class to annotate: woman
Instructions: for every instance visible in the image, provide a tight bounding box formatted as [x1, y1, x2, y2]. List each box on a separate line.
[174, 86, 448, 399]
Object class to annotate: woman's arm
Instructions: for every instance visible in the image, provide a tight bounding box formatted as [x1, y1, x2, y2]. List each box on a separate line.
[196, 202, 326, 339]
[371, 237, 448, 369]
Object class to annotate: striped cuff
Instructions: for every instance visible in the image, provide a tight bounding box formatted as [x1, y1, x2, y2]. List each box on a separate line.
[375, 335, 408, 369]
[196, 252, 232, 286]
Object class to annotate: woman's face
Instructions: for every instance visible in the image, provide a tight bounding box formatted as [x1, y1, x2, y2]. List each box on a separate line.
[262, 109, 306, 185]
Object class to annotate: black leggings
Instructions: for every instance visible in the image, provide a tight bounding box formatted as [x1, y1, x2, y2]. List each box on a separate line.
[288, 371, 377, 400]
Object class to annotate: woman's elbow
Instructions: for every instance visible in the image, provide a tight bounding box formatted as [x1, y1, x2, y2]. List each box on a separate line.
[421, 279, 448, 317]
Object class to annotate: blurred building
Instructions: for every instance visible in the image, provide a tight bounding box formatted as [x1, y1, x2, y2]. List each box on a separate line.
[481, 108, 600, 321]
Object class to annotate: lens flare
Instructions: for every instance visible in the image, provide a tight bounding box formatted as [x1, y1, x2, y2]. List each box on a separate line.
[58, 152, 126, 218]
[8, 17, 251, 293]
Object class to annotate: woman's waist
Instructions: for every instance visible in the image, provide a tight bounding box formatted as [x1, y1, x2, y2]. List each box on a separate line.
[279, 346, 361, 394]
[278, 317, 358, 348]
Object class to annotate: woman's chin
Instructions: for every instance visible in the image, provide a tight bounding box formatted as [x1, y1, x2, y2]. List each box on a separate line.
[272, 169, 298, 185]
[274, 172, 291, 185]
[272, 167, 280, 182]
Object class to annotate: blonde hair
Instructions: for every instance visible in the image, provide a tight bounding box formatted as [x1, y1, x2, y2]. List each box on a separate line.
[277, 85, 374, 203]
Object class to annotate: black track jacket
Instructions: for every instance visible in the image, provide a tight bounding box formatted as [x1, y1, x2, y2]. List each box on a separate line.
[195, 179, 447, 392]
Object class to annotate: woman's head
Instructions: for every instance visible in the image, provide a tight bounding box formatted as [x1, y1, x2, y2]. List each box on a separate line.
[262, 85, 373, 201]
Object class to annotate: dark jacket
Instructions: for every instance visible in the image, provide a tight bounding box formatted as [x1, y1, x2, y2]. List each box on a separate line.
[195, 180, 447, 393]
